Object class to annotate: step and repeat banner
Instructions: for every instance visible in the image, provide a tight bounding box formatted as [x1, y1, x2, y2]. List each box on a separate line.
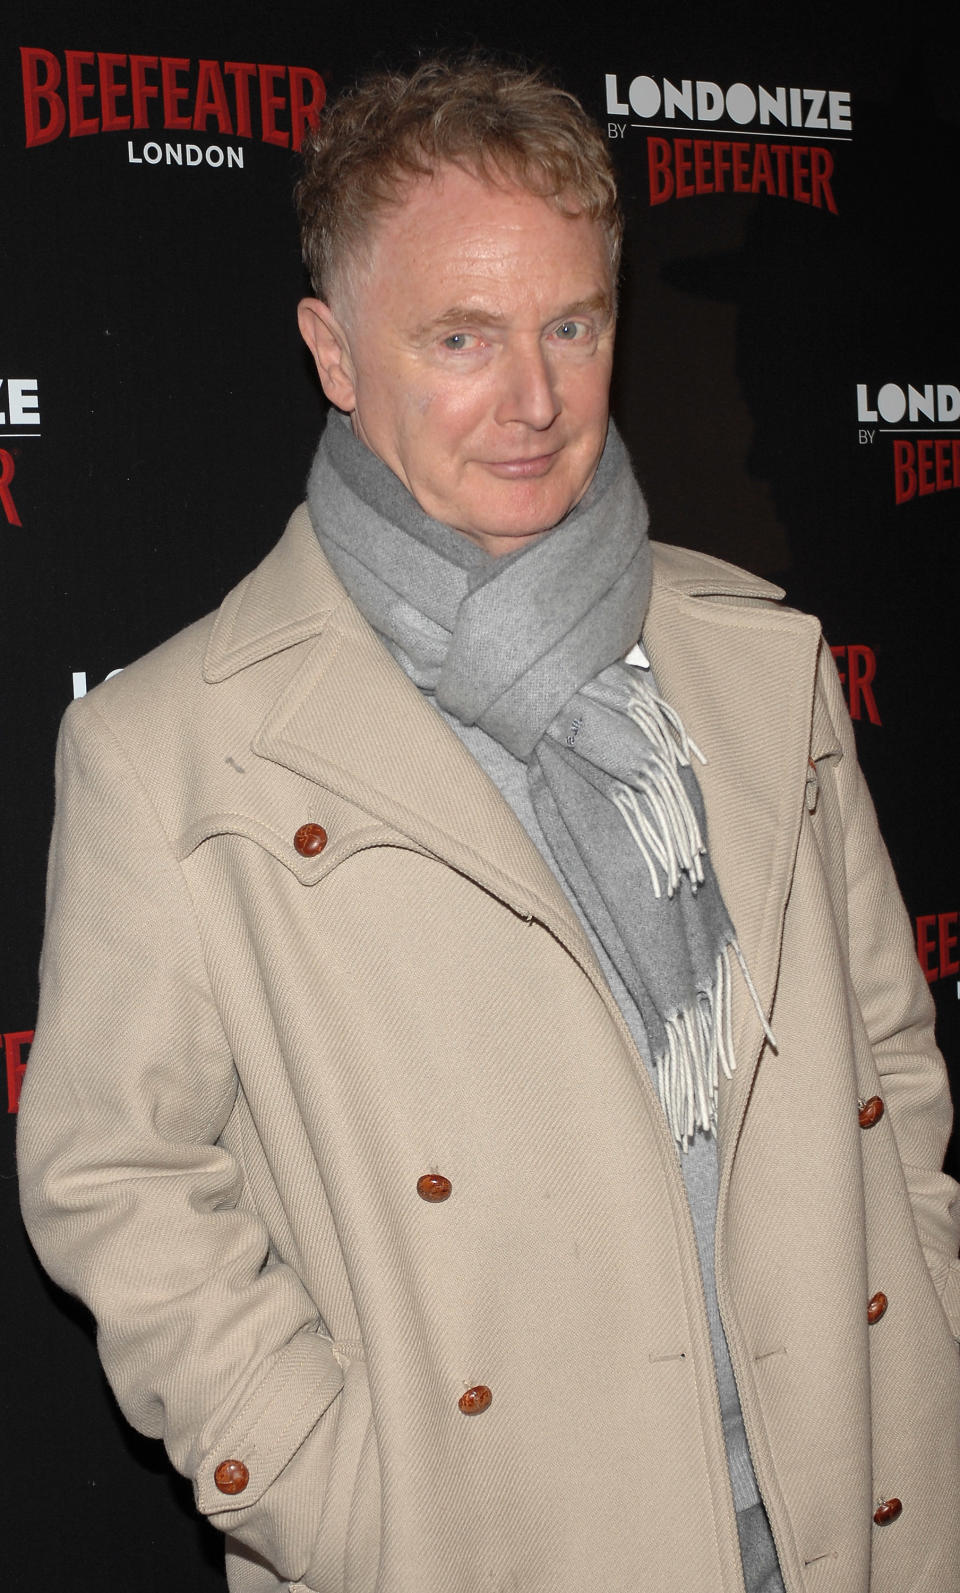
[2, 1, 955, 1585]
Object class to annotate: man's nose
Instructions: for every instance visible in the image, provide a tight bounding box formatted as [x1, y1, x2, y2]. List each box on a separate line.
[494, 340, 561, 430]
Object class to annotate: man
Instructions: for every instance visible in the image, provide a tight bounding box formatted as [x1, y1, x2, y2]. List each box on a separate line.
[18, 57, 960, 1593]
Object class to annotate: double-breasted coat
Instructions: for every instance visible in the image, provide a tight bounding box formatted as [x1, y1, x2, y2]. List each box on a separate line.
[18, 507, 960, 1592]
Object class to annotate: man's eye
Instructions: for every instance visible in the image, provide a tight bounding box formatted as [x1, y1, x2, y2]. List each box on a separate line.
[442, 332, 476, 350]
[554, 320, 588, 341]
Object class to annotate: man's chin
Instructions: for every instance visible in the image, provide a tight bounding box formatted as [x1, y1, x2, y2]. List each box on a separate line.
[454, 484, 584, 552]
[453, 514, 565, 557]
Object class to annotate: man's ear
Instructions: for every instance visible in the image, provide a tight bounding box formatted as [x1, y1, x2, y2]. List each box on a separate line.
[298, 298, 357, 411]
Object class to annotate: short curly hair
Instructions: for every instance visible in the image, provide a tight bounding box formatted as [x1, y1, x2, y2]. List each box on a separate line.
[296, 56, 622, 306]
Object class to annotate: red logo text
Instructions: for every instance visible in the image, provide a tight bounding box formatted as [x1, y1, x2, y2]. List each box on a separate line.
[647, 136, 836, 210]
[892, 438, 960, 505]
[21, 48, 325, 151]
[829, 644, 880, 725]
[916, 914, 959, 985]
[1, 450, 22, 527]
[5, 1030, 33, 1113]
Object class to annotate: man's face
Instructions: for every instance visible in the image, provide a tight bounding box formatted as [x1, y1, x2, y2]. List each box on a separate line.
[299, 165, 616, 556]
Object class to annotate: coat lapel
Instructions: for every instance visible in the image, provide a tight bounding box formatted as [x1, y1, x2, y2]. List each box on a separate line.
[205, 508, 601, 968]
[643, 545, 825, 1159]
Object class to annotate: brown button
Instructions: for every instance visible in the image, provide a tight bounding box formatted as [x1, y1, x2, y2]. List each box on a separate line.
[858, 1095, 885, 1129]
[458, 1384, 492, 1415]
[417, 1173, 452, 1202]
[867, 1291, 888, 1324]
[214, 1458, 249, 1495]
[294, 823, 327, 857]
[873, 1497, 902, 1526]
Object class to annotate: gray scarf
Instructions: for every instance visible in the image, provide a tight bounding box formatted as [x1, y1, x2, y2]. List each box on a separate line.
[308, 412, 748, 1145]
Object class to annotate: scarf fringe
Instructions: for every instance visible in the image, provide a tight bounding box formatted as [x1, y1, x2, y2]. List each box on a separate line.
[609, 684, 779, 1147]
[655, 941, 778, 1149]
[656, 946, 737, 1149]
[609, 685, 707, 899]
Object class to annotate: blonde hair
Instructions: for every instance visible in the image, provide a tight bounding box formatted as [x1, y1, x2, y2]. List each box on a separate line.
[296, 56, 622, 304]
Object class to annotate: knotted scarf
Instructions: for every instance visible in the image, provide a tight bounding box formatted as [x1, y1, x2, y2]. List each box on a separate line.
[307, 411, 752, 1145]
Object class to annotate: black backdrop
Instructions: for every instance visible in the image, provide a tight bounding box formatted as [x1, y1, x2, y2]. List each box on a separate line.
[3, 1, 957, 1585]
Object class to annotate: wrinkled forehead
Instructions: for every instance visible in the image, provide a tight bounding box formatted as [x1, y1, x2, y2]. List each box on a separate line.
[329, 160, 613, 318]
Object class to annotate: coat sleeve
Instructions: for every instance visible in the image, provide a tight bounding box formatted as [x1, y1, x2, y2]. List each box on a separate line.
[17, 699, 346, 1580]
[820, 648, 960, 1340]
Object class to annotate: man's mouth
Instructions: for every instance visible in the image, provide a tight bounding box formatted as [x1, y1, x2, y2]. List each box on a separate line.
[481, 451, 559, 479]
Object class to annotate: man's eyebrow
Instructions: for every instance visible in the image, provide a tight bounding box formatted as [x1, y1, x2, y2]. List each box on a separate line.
[410, 305, 510, 339]
[410, 293, 614, 340]
[551, 294, 614, 322]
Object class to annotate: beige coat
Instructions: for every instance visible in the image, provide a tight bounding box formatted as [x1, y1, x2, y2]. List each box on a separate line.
[18, 508, 960, 1593]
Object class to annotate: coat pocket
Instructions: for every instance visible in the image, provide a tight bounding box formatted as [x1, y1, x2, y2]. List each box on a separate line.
[198, 1326, 347, 1581]
[298, 1354, 380, 1593]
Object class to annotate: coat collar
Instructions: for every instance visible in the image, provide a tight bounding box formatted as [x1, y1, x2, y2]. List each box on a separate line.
[205, 508, 601, 964]
[206, 508, 835, 1159]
